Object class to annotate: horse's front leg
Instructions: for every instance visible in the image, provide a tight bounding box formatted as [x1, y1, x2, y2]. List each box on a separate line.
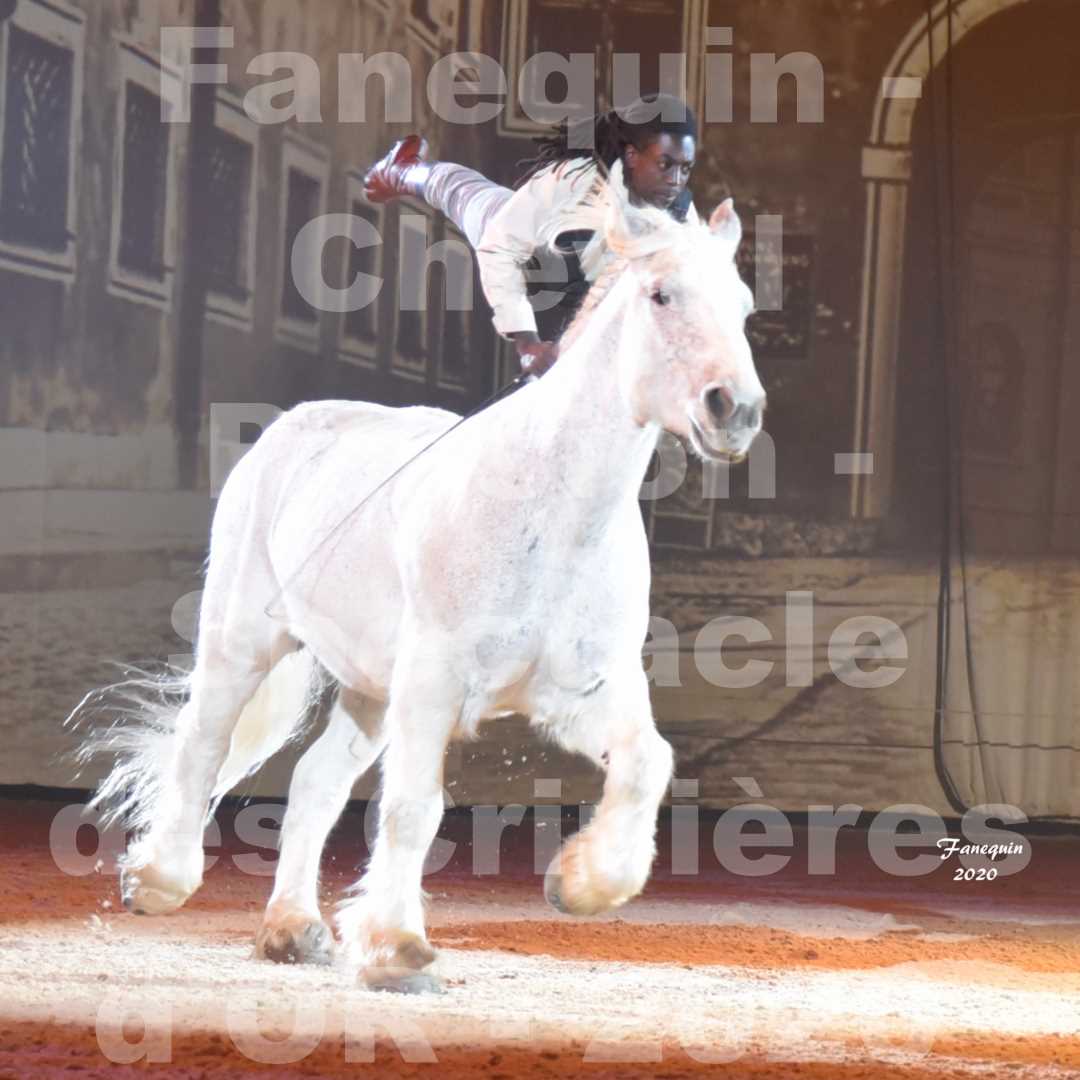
[542, 668, 674, 916]
[336, 653, 460, 993]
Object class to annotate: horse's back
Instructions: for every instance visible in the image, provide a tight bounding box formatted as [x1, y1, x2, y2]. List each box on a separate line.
[240, 397, 459, 539]
[271, 399, 459, 449]
[214, 399, 458, 522]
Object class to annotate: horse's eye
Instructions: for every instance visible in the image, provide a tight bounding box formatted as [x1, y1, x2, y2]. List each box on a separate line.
[651, 289, 670, 306]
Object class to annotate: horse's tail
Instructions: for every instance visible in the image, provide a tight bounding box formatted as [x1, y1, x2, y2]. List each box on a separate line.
[69, 648, 323, 835]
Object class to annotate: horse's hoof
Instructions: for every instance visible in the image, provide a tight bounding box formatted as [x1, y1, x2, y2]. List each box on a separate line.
[544, 848, 605, 915]
[544, 870, 569, 914]
[255, 916, 334, 966]
[543, 842, 634, 916]
[355, 927, 437, 971]
[120, 866, 194, 916]
[389, 932, 437, 971]
[362, 967, 445, 995]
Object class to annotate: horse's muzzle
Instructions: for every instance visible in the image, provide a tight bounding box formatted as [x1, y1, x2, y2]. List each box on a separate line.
[690, 386, 765, 463]
[703, 385, 764, 433]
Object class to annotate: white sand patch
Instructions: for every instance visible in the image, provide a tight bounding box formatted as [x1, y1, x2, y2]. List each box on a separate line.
[1, 919, 1078, 1076]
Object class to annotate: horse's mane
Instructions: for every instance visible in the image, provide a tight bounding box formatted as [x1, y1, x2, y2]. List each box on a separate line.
[539, 161, 703, 351]
[536, 161, 695, 275]
[556, 254, 625, 353]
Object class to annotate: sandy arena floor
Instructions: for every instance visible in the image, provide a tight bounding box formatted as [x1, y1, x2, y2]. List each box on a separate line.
[1, 797, 1079, 1078]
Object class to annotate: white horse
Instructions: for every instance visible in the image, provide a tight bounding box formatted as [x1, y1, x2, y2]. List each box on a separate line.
[77, 164, 764, 992]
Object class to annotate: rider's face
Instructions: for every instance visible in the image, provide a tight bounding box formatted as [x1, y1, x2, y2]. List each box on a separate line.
[624, 134, 696, 210]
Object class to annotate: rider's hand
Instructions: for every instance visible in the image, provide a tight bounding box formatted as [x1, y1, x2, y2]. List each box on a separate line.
[510, 332, 559, 378]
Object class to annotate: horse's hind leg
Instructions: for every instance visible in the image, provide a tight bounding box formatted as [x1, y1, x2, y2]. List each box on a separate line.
[122, 630, 289, 916]
[256, 689, 387, 965]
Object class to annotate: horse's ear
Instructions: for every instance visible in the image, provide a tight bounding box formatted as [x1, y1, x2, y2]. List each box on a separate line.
[607, 160, 631, 212]
[709, 198, 742, 252]
[603, 160, 641, 247]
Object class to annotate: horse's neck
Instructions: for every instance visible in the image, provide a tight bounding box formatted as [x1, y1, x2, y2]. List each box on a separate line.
[520, 271, 660, 510]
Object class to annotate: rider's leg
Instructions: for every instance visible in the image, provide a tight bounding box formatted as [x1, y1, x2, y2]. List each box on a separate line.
[364, 137, 512, 248]
[422, 164, 513, 247]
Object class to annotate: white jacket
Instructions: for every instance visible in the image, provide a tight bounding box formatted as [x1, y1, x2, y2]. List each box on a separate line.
[475, 160, 699, 338]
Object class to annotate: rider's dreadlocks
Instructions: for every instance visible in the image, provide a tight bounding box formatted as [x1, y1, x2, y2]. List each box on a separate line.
[514, 92, 698, 188]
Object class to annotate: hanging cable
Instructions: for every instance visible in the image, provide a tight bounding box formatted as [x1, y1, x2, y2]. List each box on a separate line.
[945, 0, 1005, 808]
[925, 0, 970, 814]
[926, 0, 1007, 811]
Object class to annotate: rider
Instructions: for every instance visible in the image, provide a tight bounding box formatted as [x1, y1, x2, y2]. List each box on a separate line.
[364, 93, 698, 377]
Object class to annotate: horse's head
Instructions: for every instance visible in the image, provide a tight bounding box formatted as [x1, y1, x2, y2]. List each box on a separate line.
[562, 164, 765, 463]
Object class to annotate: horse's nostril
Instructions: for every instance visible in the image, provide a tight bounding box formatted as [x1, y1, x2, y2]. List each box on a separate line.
[731, 402, 763, 430]
[704, 386, 734, 425]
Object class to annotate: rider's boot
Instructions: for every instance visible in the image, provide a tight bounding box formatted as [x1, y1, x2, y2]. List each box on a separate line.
[363, 135, 433, 204]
